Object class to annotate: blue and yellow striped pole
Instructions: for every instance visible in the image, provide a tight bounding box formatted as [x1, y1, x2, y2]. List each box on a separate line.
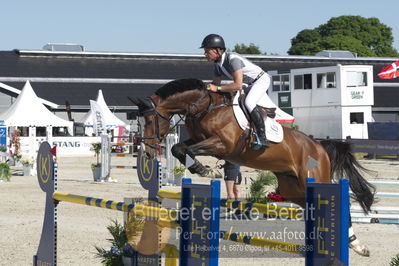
[222, 199, 302, 219]
[158, 189, 181, 200]
[53, 192, 179, 228]
[158, 189, 302, 219]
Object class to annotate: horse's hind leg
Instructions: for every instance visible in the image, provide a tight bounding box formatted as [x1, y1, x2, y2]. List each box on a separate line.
[349, 215, 370, 256]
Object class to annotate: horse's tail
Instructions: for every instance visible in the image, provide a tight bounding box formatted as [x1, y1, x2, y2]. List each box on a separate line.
[320, 139, 375, 213]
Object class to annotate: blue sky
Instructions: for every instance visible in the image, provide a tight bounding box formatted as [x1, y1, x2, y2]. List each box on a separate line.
[1, 0, 398, 55]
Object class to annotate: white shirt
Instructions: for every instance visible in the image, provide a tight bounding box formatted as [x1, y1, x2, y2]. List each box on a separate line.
[214, 52, 264, 85]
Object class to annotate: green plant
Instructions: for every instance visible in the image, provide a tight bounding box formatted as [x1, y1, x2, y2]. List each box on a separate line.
[94, 215, 146, 266]
[0, 162, 12, 181]
[90, 142, 102, 168]
[0, 145, 7, 153]
[12, 154, 22, 160]
[172, 165, 186, 175]
[247, 171, 278, 204]
[390, 254, 399, 266]
[95, 219, 127, 266]
[20, 156, 35, 166]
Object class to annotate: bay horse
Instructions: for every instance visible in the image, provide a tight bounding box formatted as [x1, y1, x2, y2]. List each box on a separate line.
[131, 78, 374, 256]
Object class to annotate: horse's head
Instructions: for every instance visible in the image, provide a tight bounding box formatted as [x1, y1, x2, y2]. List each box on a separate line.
[130, 79, 208, 159]
[130, 96, 172, 159]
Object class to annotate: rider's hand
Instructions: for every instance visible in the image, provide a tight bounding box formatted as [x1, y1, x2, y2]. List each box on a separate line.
[207, 84, 218, 92]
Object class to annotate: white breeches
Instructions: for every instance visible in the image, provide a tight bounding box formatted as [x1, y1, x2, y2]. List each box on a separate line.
[244, 74, 275, 112]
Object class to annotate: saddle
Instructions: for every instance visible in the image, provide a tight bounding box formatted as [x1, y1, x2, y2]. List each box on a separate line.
[224, 93, 279, 159]
[237, 93, 276, 122]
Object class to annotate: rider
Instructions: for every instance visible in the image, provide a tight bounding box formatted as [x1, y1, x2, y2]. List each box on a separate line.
[201, 33, 274, 147]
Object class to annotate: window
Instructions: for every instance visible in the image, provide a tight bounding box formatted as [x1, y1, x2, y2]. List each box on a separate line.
[347, 72, 367, 87]
[36, 127, 47, 137]
[304, 74, 312, 89]
[294, 74, 312, 89]
[317, 72, 336, 88]
[272, 75, 290, 91]
[294, 75, 303, 89]
[272, 76, 281, 91]
[17, 127, 29, 137]
[53, 127, 69, 136]
[281, 75, 289, 91]
[350, 112, 364, 124]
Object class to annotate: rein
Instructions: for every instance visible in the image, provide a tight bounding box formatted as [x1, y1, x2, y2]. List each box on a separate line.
[186, 91, 232, 119]
[139, 89, 232, 152]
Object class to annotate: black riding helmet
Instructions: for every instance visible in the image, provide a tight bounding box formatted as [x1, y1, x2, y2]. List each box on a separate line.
[200, 34, 226, 50]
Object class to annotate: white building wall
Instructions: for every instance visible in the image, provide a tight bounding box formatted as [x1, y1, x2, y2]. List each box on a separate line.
[290, 66, 342, 108]
[293, 106, 342, 139]
[341, 106, 372, 139]
[268, 65, 374, 139]
[19, 136, 101, 157]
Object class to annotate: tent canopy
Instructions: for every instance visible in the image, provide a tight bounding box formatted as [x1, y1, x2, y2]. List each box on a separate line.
[79, 89, 126, 127]
[0, 81, 73, 128]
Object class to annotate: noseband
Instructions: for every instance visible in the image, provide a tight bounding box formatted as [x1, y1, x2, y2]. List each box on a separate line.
[138, 98, 173, 151]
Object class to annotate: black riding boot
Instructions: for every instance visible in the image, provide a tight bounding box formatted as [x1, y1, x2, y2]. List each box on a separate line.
[250, 107, 270, 147]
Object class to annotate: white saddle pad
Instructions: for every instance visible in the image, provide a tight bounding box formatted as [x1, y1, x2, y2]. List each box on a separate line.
[232, 93, 284, 143]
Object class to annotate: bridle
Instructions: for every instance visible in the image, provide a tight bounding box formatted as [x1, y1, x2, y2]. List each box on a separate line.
[138, 89, 232, 152]
[137, 99, 176, 151]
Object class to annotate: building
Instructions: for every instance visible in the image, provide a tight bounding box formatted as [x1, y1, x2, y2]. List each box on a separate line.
[269, 64, 374, 139]
[0, 46, 398, 137]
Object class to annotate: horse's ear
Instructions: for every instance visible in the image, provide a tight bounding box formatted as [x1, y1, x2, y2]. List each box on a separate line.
[128, 97, 153, 112]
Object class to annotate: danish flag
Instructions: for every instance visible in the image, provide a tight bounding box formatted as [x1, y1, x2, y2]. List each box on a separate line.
[378, 60, 399, 79]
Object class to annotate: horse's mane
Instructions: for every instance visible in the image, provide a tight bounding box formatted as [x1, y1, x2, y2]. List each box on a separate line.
[155, 78, 205, 99]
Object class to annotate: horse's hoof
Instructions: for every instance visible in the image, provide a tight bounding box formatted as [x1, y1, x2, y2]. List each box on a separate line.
[350, 243, 370, 257]
[205, 169, 222, 179]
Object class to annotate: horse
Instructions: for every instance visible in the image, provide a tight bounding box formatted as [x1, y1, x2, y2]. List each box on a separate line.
[131, 78, 375, 256]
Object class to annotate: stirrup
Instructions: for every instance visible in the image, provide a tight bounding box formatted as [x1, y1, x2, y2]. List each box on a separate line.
[251, 132, 270, 151]
[251, 132, 263, 150]
[256, 132, 270, 148]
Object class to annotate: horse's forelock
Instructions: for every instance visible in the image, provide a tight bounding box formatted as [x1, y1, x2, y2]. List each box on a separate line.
[155, 79, 205, 99]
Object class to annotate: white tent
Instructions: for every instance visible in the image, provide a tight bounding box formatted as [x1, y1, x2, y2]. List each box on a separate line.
[79, 90, 126, 136]
[0, 81, 73, 131]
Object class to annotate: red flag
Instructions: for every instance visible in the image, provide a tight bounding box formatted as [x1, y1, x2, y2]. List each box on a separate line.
[50, 146, 57, 157]
[378, 60, 399, 79]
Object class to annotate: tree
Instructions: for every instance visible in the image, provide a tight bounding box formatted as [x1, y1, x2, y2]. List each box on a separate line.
[287, 29, 322, 55]
[288, 15, 399, 57]
[319, 35, 375, 57]
[233, 43, 263, 54]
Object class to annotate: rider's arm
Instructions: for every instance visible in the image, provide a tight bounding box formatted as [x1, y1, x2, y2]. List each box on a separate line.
[207, 70, 243, 92]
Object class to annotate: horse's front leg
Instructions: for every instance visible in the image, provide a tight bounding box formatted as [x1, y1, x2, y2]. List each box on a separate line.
[171, 140, 209, 176]
[171, 136, 226, 177]
[171, 140, 193, 165]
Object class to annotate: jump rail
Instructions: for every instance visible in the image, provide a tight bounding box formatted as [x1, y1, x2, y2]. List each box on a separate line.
[158, 189, 303, 219]
[35, 142, 350, 266]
